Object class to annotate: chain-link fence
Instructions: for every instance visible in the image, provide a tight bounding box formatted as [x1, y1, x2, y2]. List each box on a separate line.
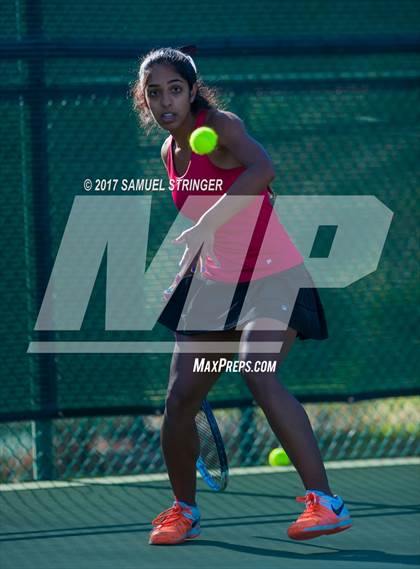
[1, 397, 418, 483]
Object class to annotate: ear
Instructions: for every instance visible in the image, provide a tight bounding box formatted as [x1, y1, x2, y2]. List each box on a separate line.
[190, 83, 198, 103]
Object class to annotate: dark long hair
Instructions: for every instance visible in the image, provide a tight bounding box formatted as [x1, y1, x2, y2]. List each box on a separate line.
[132, 46, 222, 133]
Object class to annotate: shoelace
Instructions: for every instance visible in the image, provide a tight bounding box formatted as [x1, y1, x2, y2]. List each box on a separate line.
[295, 492, 325, 522]
[152, 503, 192, 529]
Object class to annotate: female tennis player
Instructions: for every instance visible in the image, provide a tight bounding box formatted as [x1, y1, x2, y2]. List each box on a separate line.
[133, 46, 352, 545]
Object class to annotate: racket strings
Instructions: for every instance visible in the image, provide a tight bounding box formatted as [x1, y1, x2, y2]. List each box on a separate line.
[195, 409, 223, 486]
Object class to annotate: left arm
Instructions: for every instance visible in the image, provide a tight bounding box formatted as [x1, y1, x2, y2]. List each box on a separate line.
[173, 111, 275, 274]
[197, 111, 275, 231]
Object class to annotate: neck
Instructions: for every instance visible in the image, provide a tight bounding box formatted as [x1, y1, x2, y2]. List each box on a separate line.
[171, 111, 198, 150]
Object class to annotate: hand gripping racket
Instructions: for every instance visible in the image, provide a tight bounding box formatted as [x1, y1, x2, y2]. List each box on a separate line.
[195, 399, 229, 492]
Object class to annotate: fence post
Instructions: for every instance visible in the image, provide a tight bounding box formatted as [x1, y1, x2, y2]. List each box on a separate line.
[24, 0, 57, 480]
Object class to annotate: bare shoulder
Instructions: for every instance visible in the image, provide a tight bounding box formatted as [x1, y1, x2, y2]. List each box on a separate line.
[161, 136, 171, 166]
[206, 108, 275, 173]
[206, 109, 245, 135]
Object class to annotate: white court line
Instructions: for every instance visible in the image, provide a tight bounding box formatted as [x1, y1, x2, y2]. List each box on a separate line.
[1, 456, 419, 492]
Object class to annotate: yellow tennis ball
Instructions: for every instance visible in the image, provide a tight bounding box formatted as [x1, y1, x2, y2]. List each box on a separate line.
[189, 126, 218, 155]
[268, 448, 291, 467]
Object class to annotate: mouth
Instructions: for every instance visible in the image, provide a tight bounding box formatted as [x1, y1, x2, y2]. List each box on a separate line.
[161, 113, 177, 124]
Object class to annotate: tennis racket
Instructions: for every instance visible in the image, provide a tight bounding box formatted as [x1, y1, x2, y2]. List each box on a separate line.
[195, 399, 229, 492]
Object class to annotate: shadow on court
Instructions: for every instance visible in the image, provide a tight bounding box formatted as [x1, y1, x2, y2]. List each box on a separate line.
[1, 462, 419, 569]
[189, 539, 420, 566]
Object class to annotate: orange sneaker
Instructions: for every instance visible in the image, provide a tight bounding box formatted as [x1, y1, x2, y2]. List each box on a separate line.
[149, 501, 201, 545]
[287, 491, 352, 540]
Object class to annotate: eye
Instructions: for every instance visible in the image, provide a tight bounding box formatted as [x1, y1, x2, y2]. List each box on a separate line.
[147, 90, 158, 98]
[171, 86, 182, 93]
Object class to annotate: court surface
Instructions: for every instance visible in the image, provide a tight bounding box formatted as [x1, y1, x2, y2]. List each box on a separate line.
[1, 458, 419, 569]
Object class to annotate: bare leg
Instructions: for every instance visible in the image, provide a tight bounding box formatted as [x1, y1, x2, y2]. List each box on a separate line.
[238, 318, 332, 495]
[162, 328, 240, 504]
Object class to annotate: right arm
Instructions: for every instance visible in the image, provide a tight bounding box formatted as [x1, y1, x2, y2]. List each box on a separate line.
[161, 137, 171, 171]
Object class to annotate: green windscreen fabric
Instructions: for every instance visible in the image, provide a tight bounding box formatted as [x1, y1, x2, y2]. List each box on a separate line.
[1, 1, 419, 420]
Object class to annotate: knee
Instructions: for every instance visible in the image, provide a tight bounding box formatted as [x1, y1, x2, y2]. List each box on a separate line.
[164, 388, 201, 422]
[240, 369, 262, 396]
[238, 354, 278, 395]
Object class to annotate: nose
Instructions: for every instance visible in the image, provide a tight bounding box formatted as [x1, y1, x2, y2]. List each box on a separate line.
[161, 91, 172, 109]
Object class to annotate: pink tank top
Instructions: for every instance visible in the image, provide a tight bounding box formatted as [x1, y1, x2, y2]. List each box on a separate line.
[165, 109, 304, 283]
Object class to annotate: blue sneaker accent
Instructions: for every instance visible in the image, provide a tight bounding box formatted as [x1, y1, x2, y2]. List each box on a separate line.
[305, 491, 351, 521]
[175, 502, 201, 539]
[185, 518, 201, 539]
[303, 518, 352, 533]
[175, 500, 201, 522]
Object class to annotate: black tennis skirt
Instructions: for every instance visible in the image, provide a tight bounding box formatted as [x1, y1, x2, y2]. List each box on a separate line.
[158, 263, 328, 341]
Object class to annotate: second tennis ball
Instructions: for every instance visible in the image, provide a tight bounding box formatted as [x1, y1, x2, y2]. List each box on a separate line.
[189, 126, 218, 155]
[268, 448, 291, 467]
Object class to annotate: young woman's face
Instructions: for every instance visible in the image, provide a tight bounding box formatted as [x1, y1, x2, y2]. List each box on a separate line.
[144, 64, 196, 131]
